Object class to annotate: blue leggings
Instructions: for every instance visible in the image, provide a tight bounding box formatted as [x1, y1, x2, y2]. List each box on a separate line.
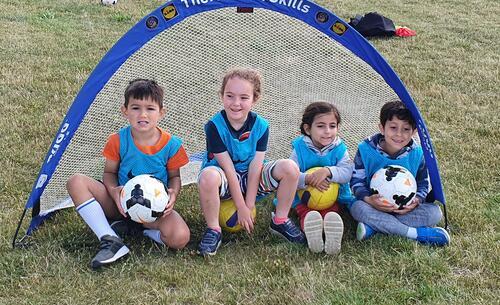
[349, 200, 443, 237]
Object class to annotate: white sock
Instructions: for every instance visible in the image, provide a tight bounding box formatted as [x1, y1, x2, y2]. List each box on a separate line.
[76, 198, 118, 240]
[143, 229, 165, 246]
[406, 227, 417, 240]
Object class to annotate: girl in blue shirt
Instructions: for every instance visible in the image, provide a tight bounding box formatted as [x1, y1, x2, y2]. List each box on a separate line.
[197, 68, 305, 256]
[290, 101, 354, 254]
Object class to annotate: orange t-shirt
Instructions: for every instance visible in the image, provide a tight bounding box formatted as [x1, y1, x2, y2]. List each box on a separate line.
[102, 128, 189, 170]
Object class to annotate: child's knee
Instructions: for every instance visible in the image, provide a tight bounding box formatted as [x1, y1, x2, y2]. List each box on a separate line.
[349, 200, 372, 220]
[350, 200, 368, 212]
[66, 173, 86, 190]
[198, 168, 221, 191]
[275, 159, 299, 180]
[425, 203, 443, 226]
[66, 174, 95, 201]
[163, 226, 190, 249]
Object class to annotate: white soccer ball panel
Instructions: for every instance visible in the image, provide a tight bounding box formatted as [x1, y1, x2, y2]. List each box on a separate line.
[127, 204, 157, 223]
[120, 174, 169, 223]
[370, 165, 417, 208]
[101, 0, 117, 6]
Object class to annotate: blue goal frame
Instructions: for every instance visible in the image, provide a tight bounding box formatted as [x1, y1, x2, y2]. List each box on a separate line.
[14, 0, 448, 247]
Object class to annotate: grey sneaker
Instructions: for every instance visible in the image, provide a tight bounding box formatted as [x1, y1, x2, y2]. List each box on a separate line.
[90, 235, 130, 269]
[303, 211, 324, 253]
[323, 212, 344, 255]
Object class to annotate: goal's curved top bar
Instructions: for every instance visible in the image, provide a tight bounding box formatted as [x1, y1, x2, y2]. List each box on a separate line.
[26, 0, 444, 210]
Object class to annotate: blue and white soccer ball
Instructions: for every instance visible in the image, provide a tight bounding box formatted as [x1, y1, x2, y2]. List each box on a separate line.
[370, 165, 417, 209]
[120, 175, 169, 223]
[101, 0, 117, 6]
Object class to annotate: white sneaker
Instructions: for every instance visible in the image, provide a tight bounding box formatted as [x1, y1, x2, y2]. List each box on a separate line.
[323, 212, 343, 255]
[303, 211, 324, 253]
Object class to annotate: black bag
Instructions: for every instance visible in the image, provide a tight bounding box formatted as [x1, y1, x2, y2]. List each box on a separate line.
[349, 12, 396, 37]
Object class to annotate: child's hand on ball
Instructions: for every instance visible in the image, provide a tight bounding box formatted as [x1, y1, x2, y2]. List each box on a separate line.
[365, 194, 397, 212]
[162, 188, 177, 217]
[110, 186, 126, 217]
[315, 179, 330, 192]
[237, 206, 254, 233]
[393, 197, 420, 215]
[306, 167, 330, 190]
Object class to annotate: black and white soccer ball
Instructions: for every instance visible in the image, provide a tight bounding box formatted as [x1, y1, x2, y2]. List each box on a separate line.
[370, 165, 417, 209]
[120, 175, 169, 223]
[101, 0, 117, 6]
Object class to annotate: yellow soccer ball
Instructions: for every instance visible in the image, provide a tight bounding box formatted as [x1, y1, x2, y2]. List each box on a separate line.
[298, 167, 339, 210]
[219, 199, 257, 233]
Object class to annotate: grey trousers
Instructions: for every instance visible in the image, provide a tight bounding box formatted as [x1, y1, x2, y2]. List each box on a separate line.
[349, 200, 443, 236]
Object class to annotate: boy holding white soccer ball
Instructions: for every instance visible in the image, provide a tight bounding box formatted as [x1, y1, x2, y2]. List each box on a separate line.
[349, 101, 450, 246]
[66, 79, 190, 269]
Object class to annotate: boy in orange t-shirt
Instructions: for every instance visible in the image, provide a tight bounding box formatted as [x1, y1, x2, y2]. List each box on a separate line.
[66, 79, 190, 269]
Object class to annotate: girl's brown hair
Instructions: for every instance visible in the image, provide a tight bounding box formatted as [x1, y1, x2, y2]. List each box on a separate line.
[300, 101, 341, 135]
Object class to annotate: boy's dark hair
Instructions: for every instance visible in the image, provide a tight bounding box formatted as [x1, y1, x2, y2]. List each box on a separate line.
[300, 101, 341, 135]
[124, 79, 164, 108]
[380, 101, 416, 129]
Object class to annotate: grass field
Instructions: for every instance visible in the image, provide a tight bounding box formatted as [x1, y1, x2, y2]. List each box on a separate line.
[1, 0, 499, 304]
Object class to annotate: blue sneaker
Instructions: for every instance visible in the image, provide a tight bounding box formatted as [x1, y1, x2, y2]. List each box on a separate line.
[416, 227, 450, 246]
[197, 228, 222, 256]
[356, 222, 377, 241]
[270, 218, 306, 244]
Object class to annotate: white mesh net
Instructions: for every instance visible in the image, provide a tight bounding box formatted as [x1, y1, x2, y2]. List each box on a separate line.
[40, 8, 399, 213]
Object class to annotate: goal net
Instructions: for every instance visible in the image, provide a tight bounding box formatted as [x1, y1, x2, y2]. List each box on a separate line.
[19, 0, 446, 238]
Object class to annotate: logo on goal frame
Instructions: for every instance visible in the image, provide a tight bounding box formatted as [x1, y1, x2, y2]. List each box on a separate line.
[145, 16, 159, 29]
[162, 4, 178, 21]
[331, 21, 347, 35]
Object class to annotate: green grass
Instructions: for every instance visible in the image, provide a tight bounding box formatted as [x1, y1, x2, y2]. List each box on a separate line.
[1, 0, 499, 304]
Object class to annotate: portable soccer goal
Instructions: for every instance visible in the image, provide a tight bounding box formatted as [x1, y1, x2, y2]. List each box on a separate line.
[13, 0, 448, 247]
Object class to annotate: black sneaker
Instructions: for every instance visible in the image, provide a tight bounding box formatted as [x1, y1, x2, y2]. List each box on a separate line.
[90, 235, 130, 269]
[269, 218, 306, 244]
[110, 219, 144, 237]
